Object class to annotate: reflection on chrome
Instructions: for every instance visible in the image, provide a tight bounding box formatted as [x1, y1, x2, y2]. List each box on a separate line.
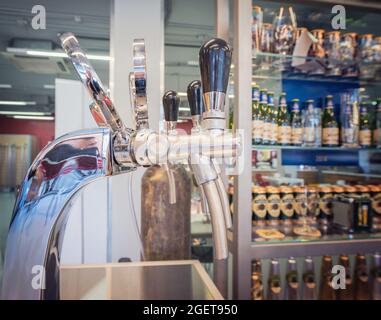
[1, 34, 240, 300]
[2, 128, 113, 299]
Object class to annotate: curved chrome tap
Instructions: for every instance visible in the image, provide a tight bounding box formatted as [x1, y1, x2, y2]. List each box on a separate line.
[1, 34, 239, 300]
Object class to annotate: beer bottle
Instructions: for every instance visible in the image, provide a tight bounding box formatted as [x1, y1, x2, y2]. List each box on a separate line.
[265, 186, 281, 226]
[302, 257, 316, 300]
[252, 85, 262, 145]
[252, 186, 267, 227]
[318, 185, 333, 224]
[322, 95, 339, 147]
[268, 259, 283, 300]
[374, 98, 381, 148]
[319, 255, 336, 300]
[354, 253, 370, 300]
[359, 102, 372, 148]
[336, 254, 354, 300]
[285, 257, 299, 300]
[291, 99, 303, 146]
[303, 99, 321, 147]
[371, 252, 381, 300]
[251, 259, 264, 300]
[277, 92, 292, 145]
[260, 89, 271, 145]
[268, 91, 278, 145]
[279, 186, 295, 224]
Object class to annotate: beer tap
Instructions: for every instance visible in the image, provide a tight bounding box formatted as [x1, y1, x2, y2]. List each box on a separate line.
[1, 34, 240, 300]
[187, 80, 209, 218]
[162, 90, 179, 204]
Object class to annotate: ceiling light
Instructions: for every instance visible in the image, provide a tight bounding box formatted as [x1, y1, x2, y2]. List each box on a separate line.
[0, 84, 12, 89]
[43, 84, 55, 89]
[0, 111, 49, 116]
[177, 92, 187, 97]
[12, 115, 54, 121]
[7, 47, 110, 61]
[0, 100, 36, 106]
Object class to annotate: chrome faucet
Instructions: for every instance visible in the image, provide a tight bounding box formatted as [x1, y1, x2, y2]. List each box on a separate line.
[1, 34, 239, 300]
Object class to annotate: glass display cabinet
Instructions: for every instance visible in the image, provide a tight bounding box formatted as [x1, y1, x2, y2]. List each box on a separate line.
[226, 0, 381, 299]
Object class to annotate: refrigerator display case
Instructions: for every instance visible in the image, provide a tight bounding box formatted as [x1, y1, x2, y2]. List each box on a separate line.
[225, 0, 381, 299]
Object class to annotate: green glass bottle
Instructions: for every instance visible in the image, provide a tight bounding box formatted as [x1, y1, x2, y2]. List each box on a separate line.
[260, 89, 270, 145]
[268, 91, 278, 145]
[359, 101, 372, 148]
[277, 92, 292, 145]
[322, 95, 339, 147]
[373, 98, 381, 148]
[252, 85, 262, 144]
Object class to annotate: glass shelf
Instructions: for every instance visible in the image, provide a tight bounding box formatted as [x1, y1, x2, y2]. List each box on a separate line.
[250, 51, 381, 85]
[252, 144, 380, 151]
[252, 224, 381, 244]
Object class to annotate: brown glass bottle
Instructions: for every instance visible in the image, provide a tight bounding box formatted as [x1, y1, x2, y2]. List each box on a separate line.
[319, 255, 336, 300]
[252, 186, 267, 226]
[251, 259, 264, 300]
[285, 257, 299, 300]
[371, 252, 381, 300]
[336, 254, 354, 300]
[268, 259, 283, 300]
[322, 95, 339, 147]
[354, 254, 370, 300]
[265, 186, 281, 226]
[302, 257, 316, 300]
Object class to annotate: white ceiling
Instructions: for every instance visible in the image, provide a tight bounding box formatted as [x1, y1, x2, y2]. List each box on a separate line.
[0, 0, 380, 115]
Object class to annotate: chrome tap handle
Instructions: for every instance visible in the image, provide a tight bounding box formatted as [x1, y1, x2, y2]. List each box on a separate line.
[162, 90, 179, 133]
[132, 39, 149, 130]
[60, 32, 124, 132]
[199, 38, 232, 116]
[187, 80, 204, 130]
[162, 90, 180, 204]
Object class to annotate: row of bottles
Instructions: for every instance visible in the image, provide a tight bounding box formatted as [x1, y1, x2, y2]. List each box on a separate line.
[228, 184, 381, 229]
[251, 85, 381, 148]
[252, 253, 381, 300]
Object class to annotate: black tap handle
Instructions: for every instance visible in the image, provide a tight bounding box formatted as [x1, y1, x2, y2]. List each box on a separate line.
[162, 90, 179, 122]
[199, 38, 232, 94]
[187, 80, 204, 116]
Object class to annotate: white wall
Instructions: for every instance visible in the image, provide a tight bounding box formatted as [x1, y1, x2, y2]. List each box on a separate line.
[55, 78, 109, 264]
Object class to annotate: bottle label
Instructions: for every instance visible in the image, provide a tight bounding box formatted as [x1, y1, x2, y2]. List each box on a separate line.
[322, 127, 339, 145]
[319, 193, 333, 216]
[278, 126, 292, 144]
[252, 194, 267, 219]
[251, 274, 263, 300]
[372, 193, 381, 215]
[294, 193, 307, 215]
[291, 127, 303, 145]
[252, 120, 263, 141]
[343, 128, 357, 145]
[359, 129, 372, 146]
[262, 122, 272, 142]
[304, 127, 316, 143]
[266, 194, 281, 218]
[280, 194, 294, 217]
[270, 123, 278, 143]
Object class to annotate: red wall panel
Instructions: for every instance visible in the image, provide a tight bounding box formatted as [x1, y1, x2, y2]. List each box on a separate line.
[0, 116, 55, 151]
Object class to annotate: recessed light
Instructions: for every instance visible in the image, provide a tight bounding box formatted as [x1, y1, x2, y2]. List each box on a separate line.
[0, 100, 36, 106]
[43, 84, 55, 89]
[12, 115, 54, 121]
[0, 111, 49, 116]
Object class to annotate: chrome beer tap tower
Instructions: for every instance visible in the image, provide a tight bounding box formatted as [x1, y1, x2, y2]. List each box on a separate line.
[1, 33, 240, 300]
